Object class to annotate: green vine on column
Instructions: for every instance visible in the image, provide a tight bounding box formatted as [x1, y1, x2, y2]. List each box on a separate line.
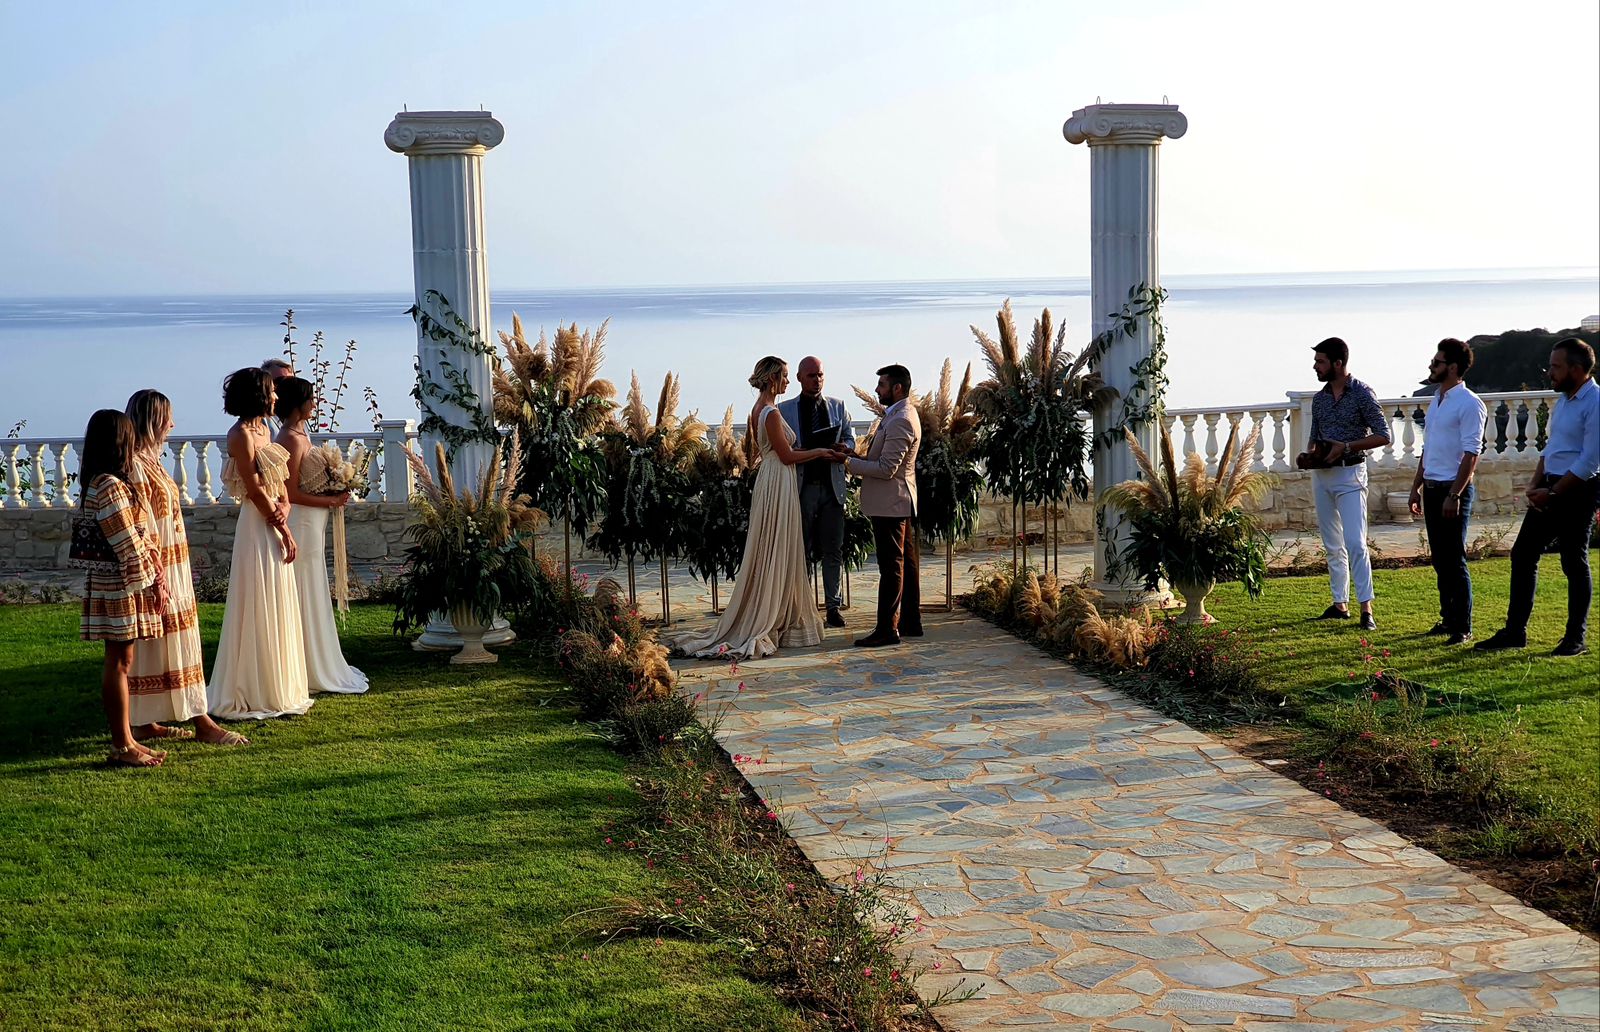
[408, 289, 502, 455]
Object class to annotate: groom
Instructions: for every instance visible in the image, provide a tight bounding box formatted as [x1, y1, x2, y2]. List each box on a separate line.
[842, 364, 921, 647]
[777, 357, 856, 628]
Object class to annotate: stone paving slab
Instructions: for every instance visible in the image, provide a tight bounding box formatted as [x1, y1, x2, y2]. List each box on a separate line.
[671, 610, 1598, 1031]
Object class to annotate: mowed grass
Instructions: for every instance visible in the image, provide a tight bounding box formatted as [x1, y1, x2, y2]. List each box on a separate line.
[1204, 555, 1600, 825]
[0, 604, 803, 1032]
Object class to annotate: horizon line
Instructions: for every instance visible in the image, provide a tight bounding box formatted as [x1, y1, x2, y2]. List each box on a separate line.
[4, 264, 1597, 303]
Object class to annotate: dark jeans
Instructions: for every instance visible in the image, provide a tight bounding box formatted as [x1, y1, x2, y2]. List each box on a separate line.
[1506, 475, 1600, 643]
[1422, 481, 1474, 634]
[870, 515, 921, 636]
[800, 481, 845, 610]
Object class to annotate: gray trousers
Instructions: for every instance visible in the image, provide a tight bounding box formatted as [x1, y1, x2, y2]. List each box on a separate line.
[800, 480, 845, 609]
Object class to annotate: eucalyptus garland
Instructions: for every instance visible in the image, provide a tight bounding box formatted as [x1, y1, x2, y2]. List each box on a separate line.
[407, 290, 502, 455]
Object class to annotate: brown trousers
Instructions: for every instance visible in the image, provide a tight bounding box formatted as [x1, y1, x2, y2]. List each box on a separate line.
[870, 516, 921, 635]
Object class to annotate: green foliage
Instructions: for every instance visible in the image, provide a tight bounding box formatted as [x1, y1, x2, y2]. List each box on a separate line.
[587, 373, 706, 568]
[0, 604, 801, 1031]
[407, 289, 502, 455]
[1445, 326, 1600, 394]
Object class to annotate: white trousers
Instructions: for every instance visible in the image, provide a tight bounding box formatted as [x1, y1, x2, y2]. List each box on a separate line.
[1313, 464, 1374, 605]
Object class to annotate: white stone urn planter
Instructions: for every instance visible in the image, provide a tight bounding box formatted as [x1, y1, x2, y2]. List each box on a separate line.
[449, 603, 499, 665]
[1173, 579, 1217, 626]
[1386, 491, 1415, 523]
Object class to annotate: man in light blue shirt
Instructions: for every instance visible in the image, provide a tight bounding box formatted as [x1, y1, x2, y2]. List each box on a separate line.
[1478, 338, 1600, 657]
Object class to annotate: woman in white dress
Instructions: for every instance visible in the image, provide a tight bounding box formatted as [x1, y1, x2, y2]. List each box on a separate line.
[670, 356, 841, 660]
[272, 376, 369, 695]
[207, 368, 313, 720]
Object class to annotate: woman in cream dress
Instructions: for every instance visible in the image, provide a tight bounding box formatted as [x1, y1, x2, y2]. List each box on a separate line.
[207, 368, 312, 720]
[272, 376, 368, 695]
[669, 357, 841, 660]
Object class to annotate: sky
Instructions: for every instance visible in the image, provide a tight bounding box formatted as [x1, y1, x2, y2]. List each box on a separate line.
[1, 0, 1597, 297]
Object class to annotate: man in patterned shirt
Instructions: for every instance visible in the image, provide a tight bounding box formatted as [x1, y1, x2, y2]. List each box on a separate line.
[1307, 337, 1392, 631]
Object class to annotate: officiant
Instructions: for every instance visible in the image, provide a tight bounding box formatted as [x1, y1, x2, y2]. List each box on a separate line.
[778, 356, 855, 628]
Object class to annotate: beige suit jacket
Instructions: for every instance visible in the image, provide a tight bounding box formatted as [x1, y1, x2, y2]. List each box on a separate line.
[848, 399, 921, 518]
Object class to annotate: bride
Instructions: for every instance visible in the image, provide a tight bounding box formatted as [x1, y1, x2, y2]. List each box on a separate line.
[273, 376, 370, 695]
[670, 356, 842, 660]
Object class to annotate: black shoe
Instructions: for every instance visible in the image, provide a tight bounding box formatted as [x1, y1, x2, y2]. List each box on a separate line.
[1474, 629, 1527, 651]
[1446, 632, 1473, 646]
[1552, 639, 1589, 658]
[1317, 604, 1351, 620]
[853, 632, 901, 648]
[825, 607, 847, 628]
[1360, 612, 1377, 631]
[900, 626, 924, 638]
[1426, 621, 1450, 636]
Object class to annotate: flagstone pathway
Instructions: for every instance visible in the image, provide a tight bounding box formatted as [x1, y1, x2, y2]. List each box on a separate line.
[671, 610, 1599, 1031]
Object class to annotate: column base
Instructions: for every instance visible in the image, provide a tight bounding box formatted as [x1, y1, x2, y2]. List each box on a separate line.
[413, 614, 516, 650]
[1089, 580, 1174, 609]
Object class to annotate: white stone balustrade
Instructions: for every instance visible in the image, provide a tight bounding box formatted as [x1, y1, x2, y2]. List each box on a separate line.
[1162, 389, 1556, 477]
[0, 419, 417, 510]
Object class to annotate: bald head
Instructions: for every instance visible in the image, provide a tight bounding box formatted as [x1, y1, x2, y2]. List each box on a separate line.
[797, 356, 824, 398]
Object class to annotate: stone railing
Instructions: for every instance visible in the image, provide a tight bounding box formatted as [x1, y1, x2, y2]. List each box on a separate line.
[1, 419, 418, 509]
[1163, 389, 1556, 475]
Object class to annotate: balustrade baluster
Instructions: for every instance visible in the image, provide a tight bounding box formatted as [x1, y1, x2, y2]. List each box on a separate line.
[1202, 412, 1221, 476]
[1515, 401, 1529, 454]
[194, 442, 216, 503]
[31, 444, 54, 506]
[1179, 414, 1198, 461]
[1398, 408, 1417, 464]
[54, 443, 72, 508]
[173, 442, 194, 505]
[1377, 408, 1397, 467]
[1247, 410, 1269, 471]
[1270, 409, 1290, 472]
[3, 444, 21, 508]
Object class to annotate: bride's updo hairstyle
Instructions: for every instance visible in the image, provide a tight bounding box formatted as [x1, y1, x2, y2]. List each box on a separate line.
[748, 356, 786, 391]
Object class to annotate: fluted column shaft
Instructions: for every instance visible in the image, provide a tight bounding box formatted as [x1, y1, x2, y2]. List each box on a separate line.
[1065, 103, 1187, 599]
[385, 111, 505, 488]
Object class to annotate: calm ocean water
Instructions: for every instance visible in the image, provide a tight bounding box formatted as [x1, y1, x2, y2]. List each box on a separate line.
[2, 269, 1596, 439]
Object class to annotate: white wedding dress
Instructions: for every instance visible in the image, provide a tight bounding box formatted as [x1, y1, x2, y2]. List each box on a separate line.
[207, 438, 314, 720]
[287, 504, 369, 694]
[669, 406, 822, 660]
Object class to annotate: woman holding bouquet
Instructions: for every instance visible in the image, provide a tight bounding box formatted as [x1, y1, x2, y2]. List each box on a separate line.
[124, 389, 247, 745]
[274, 376, 369, 695]
[207, 368, 312, 719]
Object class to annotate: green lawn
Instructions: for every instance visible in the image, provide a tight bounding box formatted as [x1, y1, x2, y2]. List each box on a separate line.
[0, 604, 802, 1032]
[1204, 555, 1600, 825]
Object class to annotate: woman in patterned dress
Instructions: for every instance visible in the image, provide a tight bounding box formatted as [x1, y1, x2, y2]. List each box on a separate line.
[124, 390, 248, 747]
[78, 409, 168, 768]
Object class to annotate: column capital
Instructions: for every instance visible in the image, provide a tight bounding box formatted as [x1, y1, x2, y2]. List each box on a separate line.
[1064, 103, 1187, 146]
[384, 111, 505, 156]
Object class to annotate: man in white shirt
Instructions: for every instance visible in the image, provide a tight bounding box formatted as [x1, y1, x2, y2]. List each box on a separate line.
[1479, 337, 1600, 657]
[1407, 338, 1487, 645]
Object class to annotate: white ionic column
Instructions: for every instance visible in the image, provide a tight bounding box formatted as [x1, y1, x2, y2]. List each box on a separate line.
[1065, 102, 1187, 601]
[385, 111, 504, 487]
[385, 110, 513, 649]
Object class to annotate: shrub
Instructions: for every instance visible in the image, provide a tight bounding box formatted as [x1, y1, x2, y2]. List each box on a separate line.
[1143, 622, 1267, 701]
[193, 565, 231, 603]
[555, 627, 675, 748]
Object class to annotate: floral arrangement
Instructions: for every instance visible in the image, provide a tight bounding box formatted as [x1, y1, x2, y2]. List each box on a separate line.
[299, 440, 372, 614]
[392, 430, 548, 631]
[1102, 421, 1274, 605]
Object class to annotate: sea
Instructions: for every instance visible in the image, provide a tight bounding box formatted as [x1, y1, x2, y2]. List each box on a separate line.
[3, 268, 1596, 440]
